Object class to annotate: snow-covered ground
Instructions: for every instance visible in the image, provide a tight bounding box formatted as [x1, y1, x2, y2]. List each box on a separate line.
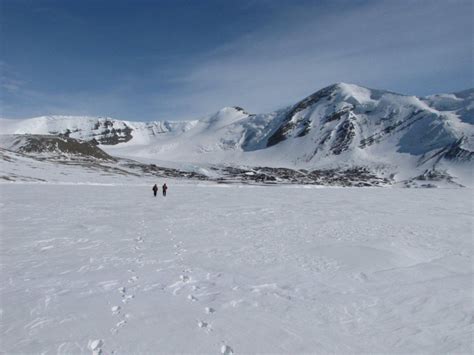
[0, 183, 472, 354]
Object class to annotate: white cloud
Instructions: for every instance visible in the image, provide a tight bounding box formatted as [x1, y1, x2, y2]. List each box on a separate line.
[2, 0, 471, 121]
[153, 0, 472, 118]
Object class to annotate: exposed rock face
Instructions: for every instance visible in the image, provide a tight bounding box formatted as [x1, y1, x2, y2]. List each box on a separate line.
[267, 84, 338, 147]
[441, 138, 474, 161]
[90, 120, 134, 144]
[330, 118, 356, 155]
[358, 110, 424, 149]
[4, 134, 115, 160]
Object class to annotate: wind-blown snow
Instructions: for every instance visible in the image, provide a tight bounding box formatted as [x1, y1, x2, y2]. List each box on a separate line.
[0, 183, 472, 353]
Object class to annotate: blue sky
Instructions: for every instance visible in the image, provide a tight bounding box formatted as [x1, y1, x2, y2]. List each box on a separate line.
[1, 0, 472, 121]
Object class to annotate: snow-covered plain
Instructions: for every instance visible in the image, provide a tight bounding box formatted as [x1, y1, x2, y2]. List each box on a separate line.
[0, 183, 472, 354]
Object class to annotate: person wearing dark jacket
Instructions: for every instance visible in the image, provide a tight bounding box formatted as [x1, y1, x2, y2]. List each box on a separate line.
[152, 184, 158, 197]
[162, 183, 168, 197]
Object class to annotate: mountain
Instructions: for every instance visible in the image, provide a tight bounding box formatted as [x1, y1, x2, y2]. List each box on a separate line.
[1, 83, 473, 186]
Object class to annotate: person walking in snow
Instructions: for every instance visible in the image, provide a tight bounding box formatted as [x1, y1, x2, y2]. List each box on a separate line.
[162, 183, 168, 197]
[152, 184, 158, 197]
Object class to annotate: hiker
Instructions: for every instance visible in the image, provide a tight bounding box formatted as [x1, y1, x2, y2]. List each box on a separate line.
[162, 183, 168, 197]
[152, 184, 158, 197]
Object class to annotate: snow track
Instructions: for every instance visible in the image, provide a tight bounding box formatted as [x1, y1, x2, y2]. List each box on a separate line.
[0, 183, 472, 353]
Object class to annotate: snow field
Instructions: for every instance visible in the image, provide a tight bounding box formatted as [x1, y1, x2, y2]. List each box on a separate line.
[0, 184, 472, 353]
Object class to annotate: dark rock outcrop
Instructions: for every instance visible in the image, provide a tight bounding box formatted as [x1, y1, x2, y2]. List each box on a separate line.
[11, 135, 115, 160]
[267, 85, 338, 147]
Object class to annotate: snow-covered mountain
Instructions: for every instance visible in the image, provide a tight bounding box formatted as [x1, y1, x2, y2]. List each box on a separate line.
[1, 83, 473, 186]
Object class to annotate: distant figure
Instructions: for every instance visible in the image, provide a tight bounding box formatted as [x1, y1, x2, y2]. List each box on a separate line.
[152, 184, 158, 197]
[162, 183, 168, 197]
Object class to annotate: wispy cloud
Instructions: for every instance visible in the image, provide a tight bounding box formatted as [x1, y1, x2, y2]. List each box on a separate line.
[1, 0, 472, 121]
[154, 0, 472, 118]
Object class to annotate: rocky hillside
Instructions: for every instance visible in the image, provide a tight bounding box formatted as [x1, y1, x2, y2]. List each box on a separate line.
[0, 134, 115, 160]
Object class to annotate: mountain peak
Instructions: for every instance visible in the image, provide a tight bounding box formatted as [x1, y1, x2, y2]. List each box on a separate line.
[215, 106, 250, 115]
[313, 82, 365, 93]
[232, 106, 247, 112]
[199, 106, 250, 130]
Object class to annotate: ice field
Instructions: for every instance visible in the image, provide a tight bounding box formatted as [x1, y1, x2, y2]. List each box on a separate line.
[0, 183, 473, 354]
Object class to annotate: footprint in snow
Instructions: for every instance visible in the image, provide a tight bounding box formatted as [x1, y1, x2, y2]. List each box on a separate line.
[128, 276, 139, 283]
[205, 307, 215, 314]
[197, 320, 211, 332]
[221, 344, 234, 355]
[187, 294, 198, 302]
[116, 320, 126, 328]
[111, 306, 120, 315]
[197, 320, 208, 328]
[180, 275, 190, 282]
[110, 320, 127, 334]
[122, 295, 134, 304]
[355, 272, 369, 282]
[88, 339, 103, 355]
